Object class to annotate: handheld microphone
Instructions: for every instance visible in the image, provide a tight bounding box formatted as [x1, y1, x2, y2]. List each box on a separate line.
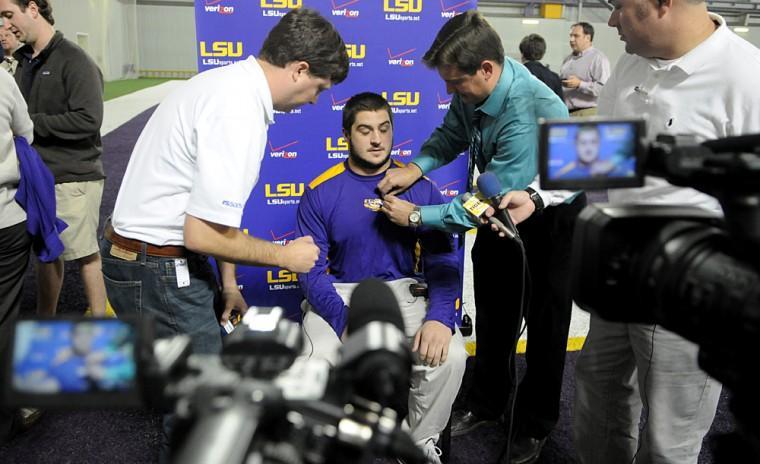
[475, 172, 521, 241]
[462, 193, 513, 238]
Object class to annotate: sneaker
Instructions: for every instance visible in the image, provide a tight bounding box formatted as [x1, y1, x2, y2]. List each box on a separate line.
[420, 438, 442, 464]
[505, 434, 547, 464]
[450, 409, 498, 437]
[18, 408, 42, 430]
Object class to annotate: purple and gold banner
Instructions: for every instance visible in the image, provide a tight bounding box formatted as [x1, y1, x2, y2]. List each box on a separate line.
[194, 0, 475, 317]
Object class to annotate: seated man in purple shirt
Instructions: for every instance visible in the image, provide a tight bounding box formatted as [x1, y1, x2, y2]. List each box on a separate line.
[296, 92, 467, 464]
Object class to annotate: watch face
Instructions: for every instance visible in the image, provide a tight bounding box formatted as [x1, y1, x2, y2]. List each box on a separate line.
[409, 211, 421, 225]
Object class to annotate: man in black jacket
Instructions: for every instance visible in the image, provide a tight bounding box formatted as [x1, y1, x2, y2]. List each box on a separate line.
[1, 0, 106, 317]
[519, 34, 563, 100]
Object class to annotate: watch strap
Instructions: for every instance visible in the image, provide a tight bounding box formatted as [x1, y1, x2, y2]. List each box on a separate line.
[525, 187, 545, 212]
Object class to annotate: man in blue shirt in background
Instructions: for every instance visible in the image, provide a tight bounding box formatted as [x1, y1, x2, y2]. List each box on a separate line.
[297, 92, 467, 464]
[378, 11, 585, 464]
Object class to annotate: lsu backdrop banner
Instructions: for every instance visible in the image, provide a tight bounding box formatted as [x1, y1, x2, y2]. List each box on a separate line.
[195, 0, 475, 318]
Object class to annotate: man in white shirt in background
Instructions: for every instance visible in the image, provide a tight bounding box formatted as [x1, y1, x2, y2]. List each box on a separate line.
[496, 1, 760, 463]
[559, 22, 611, 116]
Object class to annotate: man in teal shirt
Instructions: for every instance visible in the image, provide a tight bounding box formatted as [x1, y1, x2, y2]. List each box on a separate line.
[378, 11, 586, 464]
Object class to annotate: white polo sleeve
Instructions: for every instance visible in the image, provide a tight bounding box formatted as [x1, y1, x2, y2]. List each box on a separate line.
[186, 101, 267, 229]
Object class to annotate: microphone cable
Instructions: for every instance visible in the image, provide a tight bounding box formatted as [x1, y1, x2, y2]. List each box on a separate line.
[496, 236, 531, 464]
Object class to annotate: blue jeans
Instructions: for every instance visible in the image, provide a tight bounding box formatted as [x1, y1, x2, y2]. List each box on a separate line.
[100, 236, 224, 461]
[99, 237, 222, 355]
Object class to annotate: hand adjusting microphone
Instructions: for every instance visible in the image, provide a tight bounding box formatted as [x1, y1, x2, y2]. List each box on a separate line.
[474, 172, 521, 241]
[462, 192, 514, 238]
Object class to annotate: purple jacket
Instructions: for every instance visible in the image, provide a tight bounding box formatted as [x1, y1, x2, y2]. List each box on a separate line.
[14, 136, 67, 262]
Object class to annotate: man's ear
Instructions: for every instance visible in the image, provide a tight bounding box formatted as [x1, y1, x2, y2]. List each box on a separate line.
[290, 61, 310, 82]
[27, 1, 40, 17]
[481, 60, 495, 80]
[656, 0, 673, 17]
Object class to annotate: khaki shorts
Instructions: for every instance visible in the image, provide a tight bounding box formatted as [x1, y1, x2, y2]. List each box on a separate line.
[56, 180, 104, 261]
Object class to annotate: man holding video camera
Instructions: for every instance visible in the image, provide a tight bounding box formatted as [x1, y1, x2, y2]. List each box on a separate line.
[499, 1, 760, 462]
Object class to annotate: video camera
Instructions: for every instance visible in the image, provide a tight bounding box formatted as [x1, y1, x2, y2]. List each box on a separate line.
[538, 117, 760, 461]
[3, 279, 426, 464]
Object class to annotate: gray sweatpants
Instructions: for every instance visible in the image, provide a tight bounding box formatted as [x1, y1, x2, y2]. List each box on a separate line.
[301, 278, 468, 445]
[574, 315, 722, 464]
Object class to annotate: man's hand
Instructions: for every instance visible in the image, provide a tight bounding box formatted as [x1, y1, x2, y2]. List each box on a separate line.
[413, 320, 452, 367]
[220, 287, 248, 324]
[381, 195, 416, 227]
[562, 75, 582, 89]
[482, 190, 536, 237]
[279, 236, 319, 273]
[377, 164, 422, 196]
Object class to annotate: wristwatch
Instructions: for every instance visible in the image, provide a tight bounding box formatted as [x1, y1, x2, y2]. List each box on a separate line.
[408, 206, 422, 228]
[525, 187, 545, 212]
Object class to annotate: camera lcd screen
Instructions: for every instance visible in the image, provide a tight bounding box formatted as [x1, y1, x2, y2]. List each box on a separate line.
[539, 118, 645, 190]
[5, 317, 142, 408]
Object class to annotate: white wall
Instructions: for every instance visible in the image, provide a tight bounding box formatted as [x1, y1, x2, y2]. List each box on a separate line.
[54, 0, 138, 81]
[48, 1, 760, 81]
[136, 2, 197, 75]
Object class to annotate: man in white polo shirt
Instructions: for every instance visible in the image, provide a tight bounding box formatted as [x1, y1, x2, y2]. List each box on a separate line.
[101, 8, 349, 357]
[573, 2, 760, 463]
[496, 1, 760, 463]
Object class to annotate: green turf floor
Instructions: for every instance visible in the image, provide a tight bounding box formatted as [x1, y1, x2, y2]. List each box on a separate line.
[103, 78, 178, 101]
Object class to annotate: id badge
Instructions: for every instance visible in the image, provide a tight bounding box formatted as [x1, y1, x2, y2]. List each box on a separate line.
[174, 258, 190, 288]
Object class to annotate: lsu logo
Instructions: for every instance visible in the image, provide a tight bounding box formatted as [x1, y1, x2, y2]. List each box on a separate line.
[267, 269, 299, 283]
[363, 198, 384, 212]
[382, 91, 420, 107]
[383, 0, 422, 13]
[199, 41, 243, 57]
[326, 136, 349, 159]
[325, 137, 349, 152]
[265, 183, 304, 198]
[346, 43, 366, 60]
[261, 0, 301, 8]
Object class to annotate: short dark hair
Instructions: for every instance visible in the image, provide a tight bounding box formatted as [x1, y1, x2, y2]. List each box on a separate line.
[576, 124, 600, 140]
[422, 10, 504, 75]
[12, 0, 54, 25]
[519, 34, 547, 62]
[342, 92, 393, 133]
[572, 22, 594, 41]
[259, 8, 349, 84]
